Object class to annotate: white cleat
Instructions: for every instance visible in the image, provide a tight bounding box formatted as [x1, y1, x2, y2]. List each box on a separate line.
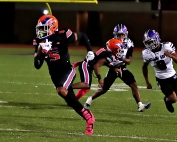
[84, 96, 93, 109]
[138, 102, 151, 112]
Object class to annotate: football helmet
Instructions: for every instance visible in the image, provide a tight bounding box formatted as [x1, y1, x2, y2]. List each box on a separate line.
[36, 15, 58, 39]
[143, 29, 161, 50]
[106, 38, 124, 58]
[113, 24, 128, 38]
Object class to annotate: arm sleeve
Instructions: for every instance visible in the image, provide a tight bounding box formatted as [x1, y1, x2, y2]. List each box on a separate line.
[110, 60, 124, 67]
[77, 32, 92, 51]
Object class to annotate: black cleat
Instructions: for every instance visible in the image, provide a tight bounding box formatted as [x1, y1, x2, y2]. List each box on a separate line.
[164, 97, 174, 113]
[145, 102, 151, 109]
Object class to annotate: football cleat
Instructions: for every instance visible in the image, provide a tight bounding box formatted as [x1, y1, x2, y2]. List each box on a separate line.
[164, 97, 174, 113]
[85, 111, 95, 135]
[138, 102, 151, 112]
[84, 96, 93, 109]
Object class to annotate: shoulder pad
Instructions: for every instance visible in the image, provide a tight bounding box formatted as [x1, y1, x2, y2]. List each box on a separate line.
[65, 29, 73, 38]
[142, 48, 147, 55]
[58, 28, 73, 38]
[142, 49, 155, 61]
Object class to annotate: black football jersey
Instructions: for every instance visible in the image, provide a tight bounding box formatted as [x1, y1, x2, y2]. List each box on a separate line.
[34, 29, 75, 71]
[88, 48, 116, 68]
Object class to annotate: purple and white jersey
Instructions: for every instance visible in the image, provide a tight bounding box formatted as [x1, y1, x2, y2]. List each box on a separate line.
[142, 42, 176, 79]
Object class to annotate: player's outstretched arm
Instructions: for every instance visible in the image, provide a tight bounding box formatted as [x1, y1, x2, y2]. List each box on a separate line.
[122, 56, 132, 65]
[121, 47, 133, 65]
[142, 62, 152, 89]
[73, 32, 95, 61]
[94, 58, 106, 75]
[164, 51, 177, 63]
[93, 58, 107, 87]
[34, 45, 45, 69]
[75, 32, 92, 52]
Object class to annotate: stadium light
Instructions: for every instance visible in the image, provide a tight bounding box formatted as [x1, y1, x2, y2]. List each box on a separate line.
[43, 9, 49, 15]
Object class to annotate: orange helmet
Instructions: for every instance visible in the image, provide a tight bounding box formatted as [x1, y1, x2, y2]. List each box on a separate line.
[106, 38, 124, 57]
[36, 15, 58, 39]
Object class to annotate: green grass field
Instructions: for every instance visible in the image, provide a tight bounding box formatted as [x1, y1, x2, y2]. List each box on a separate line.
[0, 47, 177, 142]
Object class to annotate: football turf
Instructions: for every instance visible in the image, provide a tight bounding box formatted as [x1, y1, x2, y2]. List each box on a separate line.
[0, 47, 177, 142]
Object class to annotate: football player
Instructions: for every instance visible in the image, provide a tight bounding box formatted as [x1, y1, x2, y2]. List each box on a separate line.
[33, 14, 95, 135]
[84, 24, 151, 112]
[72, 39, 123, 99]
[142, 29, 177, 113]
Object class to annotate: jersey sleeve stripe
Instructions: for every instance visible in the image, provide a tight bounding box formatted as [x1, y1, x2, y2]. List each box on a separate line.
[170, 42, 173, 47]
[169, 43, 175, 50]
[172, 46, 176, 51]
[66, 29, 72, 38]
[95, 48, 105, 56]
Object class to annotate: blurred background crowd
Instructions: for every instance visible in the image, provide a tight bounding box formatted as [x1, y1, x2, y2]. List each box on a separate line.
[0, 0, 176, 48]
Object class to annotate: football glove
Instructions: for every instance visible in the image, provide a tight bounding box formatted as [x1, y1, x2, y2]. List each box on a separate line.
[110, 60, 124, 67]
[39, 39, 52, 54]
[127, 39, 134, 47]
[86, 51, 95, 62]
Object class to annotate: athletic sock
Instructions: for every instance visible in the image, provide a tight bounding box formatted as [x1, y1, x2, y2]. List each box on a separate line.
[75, 89, 90, 99]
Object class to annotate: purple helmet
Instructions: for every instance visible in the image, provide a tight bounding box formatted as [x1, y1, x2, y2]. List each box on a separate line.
[113, 24, 128, 38]
[143, 29, 161, 50]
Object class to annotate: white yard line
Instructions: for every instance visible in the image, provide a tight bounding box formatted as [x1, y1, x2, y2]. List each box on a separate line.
[0, 128, 31, 132]
[66, 132, 177, 142]
[0, 100, 8, 103]
[0, 128, 176, 141]
[0, 104, 176, 119]
[1, 81, 161, 91]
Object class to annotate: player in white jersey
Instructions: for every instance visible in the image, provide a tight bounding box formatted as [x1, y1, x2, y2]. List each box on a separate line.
[142, 29, 177, 113]
[84, 24, 151, 112]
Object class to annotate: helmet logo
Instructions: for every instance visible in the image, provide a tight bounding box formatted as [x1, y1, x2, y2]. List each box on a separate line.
[115, 43, 122, 49]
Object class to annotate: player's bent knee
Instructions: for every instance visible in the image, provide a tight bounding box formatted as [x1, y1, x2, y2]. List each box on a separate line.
[172, 93, 177, 102]
[84, 83, 90, 89]
[57, 87, 68, 97]
[129, 82, 138, 90]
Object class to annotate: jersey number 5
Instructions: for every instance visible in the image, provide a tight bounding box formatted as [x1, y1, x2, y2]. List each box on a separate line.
[49, 53, 60, 61]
